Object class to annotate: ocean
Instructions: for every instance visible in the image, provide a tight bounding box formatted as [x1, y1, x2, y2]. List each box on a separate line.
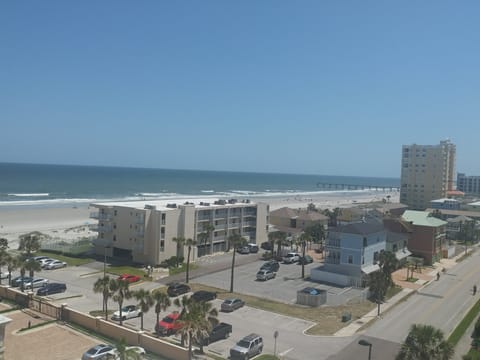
[0, 163, 399, 208]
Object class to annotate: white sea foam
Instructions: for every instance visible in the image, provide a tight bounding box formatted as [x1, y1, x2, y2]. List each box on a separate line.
[7, 193, 50, 197]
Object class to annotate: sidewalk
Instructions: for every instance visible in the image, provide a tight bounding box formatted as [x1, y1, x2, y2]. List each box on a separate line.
[334, 248, 474, 338]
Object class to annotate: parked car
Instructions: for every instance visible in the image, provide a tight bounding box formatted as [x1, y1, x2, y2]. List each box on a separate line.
[256, 269, 276, 281]
[230, 333, 263, 359]
[36, 282, 66, 296]
[11, 276, 33, 287]
[40, 258, 56, 268]
[118, 274, 141, 283]
[201, 322, 232, 345]
[298, 255, 314, 264]
[167, 283, 191, 297]
[24, 278, 49, 289]
[33, 256, 50, 262]
[221, 298, 245, 312]
[44, 260, 67, 269]
[247, 243, 259, 253]
[112, 305, 141, 321]
[105, 346, 146, 359]
[191, 290, 217, 302]
[155, 312, 182, 336]
[260, 260, 280, 272]
[81, 344, 114, 360]
[283, 252, 300, 264]
[237, 246, 250, 254]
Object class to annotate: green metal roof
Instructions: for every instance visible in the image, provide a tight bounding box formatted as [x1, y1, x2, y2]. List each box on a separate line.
[402, 210, 447, 227]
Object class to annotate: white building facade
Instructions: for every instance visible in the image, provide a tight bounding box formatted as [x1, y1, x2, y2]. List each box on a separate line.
[400, 140, 456, 210]
[90, 199, 269, 266]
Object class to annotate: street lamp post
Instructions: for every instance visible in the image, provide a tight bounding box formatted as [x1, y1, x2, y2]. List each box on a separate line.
[358, 339, 372, 360]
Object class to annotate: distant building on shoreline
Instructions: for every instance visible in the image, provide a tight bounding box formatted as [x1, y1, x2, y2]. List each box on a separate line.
[457, 173, 480, 195]
[400, 140, 456, 210]
[90, 199, 269, 266]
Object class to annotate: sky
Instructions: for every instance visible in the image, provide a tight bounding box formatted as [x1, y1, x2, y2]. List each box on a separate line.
[1, 1, 480, 178]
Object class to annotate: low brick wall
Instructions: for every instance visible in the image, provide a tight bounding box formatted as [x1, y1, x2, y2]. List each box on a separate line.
[0, 286, 189, 360]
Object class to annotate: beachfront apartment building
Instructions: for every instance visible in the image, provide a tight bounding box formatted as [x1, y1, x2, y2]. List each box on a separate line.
[457, 173, 480, 195]
[400, 140, 456, 210]
[90, 199, 269, 266]
[310, 218, 387, 287]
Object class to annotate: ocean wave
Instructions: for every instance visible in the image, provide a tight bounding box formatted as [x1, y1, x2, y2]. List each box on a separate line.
[0, 188, 398, 208]
[201, 190, 215, 193]
[7, 193, 50, 197]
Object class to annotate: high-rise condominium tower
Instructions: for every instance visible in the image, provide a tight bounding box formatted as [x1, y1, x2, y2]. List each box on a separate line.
[400, 140, 456, 210]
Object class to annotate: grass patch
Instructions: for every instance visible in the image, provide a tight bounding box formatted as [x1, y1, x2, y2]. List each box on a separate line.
[169, 263, 198, 276]
[189, 283, 376, 336]
[256, 355, 280, 360]
[34, 251, 95, 266]
[464, 349, 480, 359]
[406, 278, 419, 283]
[89, 310, 114, 317]
[448, 297, 480, 346]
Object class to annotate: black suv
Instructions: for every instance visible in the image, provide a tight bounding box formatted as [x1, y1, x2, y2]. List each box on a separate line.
[167, 283, 191, 297]
[191, 290, 217, 302]
[260, 260, 279, 272]
[36, 282, 67, 296]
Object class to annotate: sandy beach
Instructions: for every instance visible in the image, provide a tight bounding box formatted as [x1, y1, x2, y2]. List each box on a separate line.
[0, 190, 399, 248]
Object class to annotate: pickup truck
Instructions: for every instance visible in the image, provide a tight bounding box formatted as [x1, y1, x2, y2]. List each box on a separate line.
[202, 322, 232, 345]
[155, 311, 182, 336]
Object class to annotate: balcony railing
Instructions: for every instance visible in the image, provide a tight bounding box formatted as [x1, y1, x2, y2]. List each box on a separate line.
[90, 212, 112, 221]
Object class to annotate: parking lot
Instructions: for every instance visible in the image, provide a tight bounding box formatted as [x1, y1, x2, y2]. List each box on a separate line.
[5, 254, 364, 360]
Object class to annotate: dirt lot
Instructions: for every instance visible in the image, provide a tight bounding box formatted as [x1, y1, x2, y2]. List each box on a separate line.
[4, 309, 99, 360]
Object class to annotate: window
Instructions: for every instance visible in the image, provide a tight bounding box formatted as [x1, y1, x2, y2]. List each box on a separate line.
[363, 237, 367, 247]
[373, 251, 379, 264]
[348, 255, 353, 264]
[160, 240, 165, 252]
[161, 213, 166, 225]
[113, 235, 116, 242]
[114, 210, 117, 216]
[113, 223, 117, 229]
[161, 227, 165, 239]
[393, 244, 398, 252]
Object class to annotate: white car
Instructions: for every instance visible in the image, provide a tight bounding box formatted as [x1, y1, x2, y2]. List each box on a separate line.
[282, 252, 301, 264]
[39, 258, 54, 267]
[111, 305, 141, 321]
[105, 346, 146, 359]
[24, 278, 49, 289]
[44, 260, 67, 269]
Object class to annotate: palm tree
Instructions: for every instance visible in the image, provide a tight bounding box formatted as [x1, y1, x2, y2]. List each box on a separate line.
[152, 289, 171, 328]
[24, 257, 42, 278]
[0, 250, 8, 285]
[111, 279, 132, 326]
[396, 324, 454, 360]
[114, 337, 143, 360]
[379, 251, 398, 288]
[228, 233, 247, 293]
[184, 237, 197, 283]
[18, 231, 44, 257]
[176, 297, 219, 359]
[133, 288, 153, 330]
[93, 275, 113, 319]
[198, 223, 215, 255]
[298, 232, 311, 279]
[368, 270, 389, 315]
[274, 231, 287, 258]
[6, 253, 18, 286]
[172, 236, 186, 267]
[323, 208, 341, 227]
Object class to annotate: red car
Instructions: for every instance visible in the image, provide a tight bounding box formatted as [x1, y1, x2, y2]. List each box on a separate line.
[155, 312, 183, 336]
[118, 274, 141, 283]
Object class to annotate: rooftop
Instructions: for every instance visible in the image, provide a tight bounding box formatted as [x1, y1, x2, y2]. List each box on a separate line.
[92, 198, 260, 211]
[402, 210, 447, 227]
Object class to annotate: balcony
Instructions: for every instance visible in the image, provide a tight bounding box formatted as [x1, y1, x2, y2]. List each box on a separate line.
[325, 240, 341, 248]
[135, 215, 145, 224]
[90, 212, 112, 221]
